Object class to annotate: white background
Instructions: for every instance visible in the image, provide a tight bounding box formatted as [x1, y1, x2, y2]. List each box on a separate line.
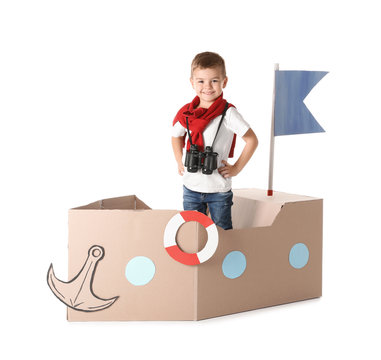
[1, 0, 380, 358]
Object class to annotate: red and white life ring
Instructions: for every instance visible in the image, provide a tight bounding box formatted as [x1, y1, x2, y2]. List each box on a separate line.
[163, 211, 219, 265]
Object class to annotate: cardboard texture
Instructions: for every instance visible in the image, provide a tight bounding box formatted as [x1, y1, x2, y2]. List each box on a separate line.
[65, 189, 322, 321]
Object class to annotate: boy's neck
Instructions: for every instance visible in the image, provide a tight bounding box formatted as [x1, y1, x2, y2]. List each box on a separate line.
[197, 99, 214, 109]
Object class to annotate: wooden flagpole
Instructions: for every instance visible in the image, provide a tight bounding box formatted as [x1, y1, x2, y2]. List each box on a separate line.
[267, 63, 279, 196]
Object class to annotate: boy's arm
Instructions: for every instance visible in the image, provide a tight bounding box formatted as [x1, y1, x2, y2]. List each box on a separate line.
[218, 128, 258, 178]
[171, 136, 185, 176]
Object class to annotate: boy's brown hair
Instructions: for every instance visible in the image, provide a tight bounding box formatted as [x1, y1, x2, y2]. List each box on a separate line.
[191, 51, 226, 78]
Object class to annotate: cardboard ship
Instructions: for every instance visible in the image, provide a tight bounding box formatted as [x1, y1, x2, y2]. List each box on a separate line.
[48, 188, 322, 321]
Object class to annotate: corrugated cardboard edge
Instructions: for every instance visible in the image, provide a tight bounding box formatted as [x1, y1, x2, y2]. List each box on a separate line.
[71, 195, 151, 210]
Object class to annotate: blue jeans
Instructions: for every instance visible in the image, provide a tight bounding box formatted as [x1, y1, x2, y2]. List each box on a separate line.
[183, 186, 233, 230]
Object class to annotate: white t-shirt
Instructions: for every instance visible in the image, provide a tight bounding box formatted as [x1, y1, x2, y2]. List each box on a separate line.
[172, 107, 250, 193]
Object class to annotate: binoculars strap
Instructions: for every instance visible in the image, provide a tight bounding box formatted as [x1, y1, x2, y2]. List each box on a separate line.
[185, 116, 194, 146]
[211, 102, 229, 149]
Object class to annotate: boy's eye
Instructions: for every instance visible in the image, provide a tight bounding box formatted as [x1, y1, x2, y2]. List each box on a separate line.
[197, 80, 219, 84]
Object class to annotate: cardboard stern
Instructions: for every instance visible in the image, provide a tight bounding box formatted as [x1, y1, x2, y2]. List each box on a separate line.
[67, 189, 322, 321]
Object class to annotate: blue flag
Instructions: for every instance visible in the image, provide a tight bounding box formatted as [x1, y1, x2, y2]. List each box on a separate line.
[274, 70, 328, 136]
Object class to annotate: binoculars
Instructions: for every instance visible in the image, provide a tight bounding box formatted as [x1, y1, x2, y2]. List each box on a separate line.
[184, 145, 218, 175]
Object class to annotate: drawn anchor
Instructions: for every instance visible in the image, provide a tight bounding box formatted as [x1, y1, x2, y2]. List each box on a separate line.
[47, 245, 119, 312]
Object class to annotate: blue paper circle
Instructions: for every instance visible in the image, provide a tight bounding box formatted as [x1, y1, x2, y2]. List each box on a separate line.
[222, 251, 247, 279]
[125, 256, 156, 286]
[289, 243, 309, 269]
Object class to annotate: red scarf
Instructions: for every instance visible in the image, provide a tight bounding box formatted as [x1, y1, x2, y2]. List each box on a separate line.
[173, 93, 237, 157]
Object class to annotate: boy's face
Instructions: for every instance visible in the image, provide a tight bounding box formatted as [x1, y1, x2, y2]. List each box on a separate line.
[190, 67, 228, 108]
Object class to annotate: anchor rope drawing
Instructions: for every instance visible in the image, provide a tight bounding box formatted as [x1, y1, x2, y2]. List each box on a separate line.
[47, 245, 119, 312]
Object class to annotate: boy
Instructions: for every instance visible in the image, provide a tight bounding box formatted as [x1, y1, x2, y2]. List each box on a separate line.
[172, 52, 258, 230]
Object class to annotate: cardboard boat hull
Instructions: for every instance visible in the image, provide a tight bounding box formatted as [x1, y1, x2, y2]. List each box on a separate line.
[67, 188, 322, 321]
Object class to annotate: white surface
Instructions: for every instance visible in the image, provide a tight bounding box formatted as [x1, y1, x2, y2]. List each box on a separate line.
[198, 223, 218, 263]
[1, 1, 380, 359]
[163, 213, 184, 247]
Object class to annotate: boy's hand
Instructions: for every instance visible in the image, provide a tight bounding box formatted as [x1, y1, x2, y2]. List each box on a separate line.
[172, 137, 185, 176]
[218, 129, 258, 179]
[177, 162, 185, 176]
[218, 160, 239, 178]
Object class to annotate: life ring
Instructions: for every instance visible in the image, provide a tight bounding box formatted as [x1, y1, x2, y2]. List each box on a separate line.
[163, 211, 219, 265]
